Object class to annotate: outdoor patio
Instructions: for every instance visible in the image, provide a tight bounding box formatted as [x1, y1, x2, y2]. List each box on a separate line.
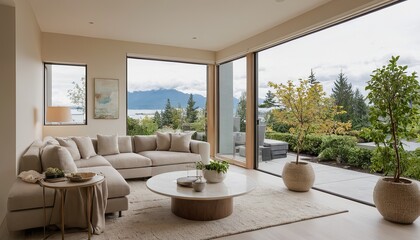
[258, 153, 382, 206]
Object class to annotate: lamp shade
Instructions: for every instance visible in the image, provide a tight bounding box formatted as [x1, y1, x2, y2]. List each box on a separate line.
[46, 106, 72, 123]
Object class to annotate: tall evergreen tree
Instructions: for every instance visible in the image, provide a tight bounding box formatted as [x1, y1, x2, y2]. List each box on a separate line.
[236, 92, 247, 132]
[308, 69, 319, 85]
[351, 88, 369, 129]
[161, 99, 173, 127]
[331, 70, 353, 123]
[259, 90, 276, 108]
[153, 111, 162, 129]
[186, 94, 198, 123]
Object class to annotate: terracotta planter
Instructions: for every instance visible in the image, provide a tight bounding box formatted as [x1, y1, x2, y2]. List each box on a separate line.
[203, 170, 226, 183]
[373, 177, 420, 224]
[282, 161, 315, 192]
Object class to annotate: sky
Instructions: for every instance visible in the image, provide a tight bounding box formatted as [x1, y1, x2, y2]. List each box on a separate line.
[53, 0, 420, 105]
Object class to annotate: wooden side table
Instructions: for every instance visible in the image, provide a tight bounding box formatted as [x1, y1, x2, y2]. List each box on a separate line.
[40, 174, 105, 240]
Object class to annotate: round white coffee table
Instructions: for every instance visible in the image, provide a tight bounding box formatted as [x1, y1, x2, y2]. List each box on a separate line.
[146, 171, 256, 220]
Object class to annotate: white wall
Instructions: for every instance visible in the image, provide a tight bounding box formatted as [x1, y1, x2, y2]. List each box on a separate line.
[0, 0, 42, 235]
[0, 3, 16, 229]
[42, 33, 215, 138]
[15, 0, 43, 169]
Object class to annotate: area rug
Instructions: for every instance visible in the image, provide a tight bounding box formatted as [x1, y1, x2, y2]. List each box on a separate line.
[27, 180, 347, 240]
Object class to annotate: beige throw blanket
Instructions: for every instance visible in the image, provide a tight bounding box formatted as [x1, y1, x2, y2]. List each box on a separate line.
[49, 179, 108, 234]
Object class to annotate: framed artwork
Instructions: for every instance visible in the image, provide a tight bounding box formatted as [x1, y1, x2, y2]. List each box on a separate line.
[94, 78, 119, 119]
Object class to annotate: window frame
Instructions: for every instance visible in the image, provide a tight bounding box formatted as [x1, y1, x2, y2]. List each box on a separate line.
[43, 62, 88, 126]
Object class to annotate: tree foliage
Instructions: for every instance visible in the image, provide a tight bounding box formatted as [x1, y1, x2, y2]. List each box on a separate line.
[268, 79, 326, 163]
[366, 56, 420, 181]
[127, 116, 158, 135]
[186, 94, 198, 123]
[67, 77, 85, 111]
[161, 99, 173, 128]
[308, 69, 319, 85]
[259, 90, 276, 108]
[236, 92, 247, 132]
[331, 71, 353, 123]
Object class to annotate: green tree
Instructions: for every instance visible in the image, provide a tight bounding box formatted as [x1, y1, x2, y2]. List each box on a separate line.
[186, 94, 198, 123]
[67, 77, 85, 111]
[171, 105, 183, 130]
[366, 56, 420, 181]
[259, 90, 276, 108]
[161, 99, 173, 127]
[308, 69, 319, 85]
[351, 88, 369, 129]
[269, 79, 326, 163]
[127, 117, 141, 135]
[236, 92, 247, 132]
[127, 116, 158, 135]
[331, 71, 353, 122]
[153, 111, 162, 129]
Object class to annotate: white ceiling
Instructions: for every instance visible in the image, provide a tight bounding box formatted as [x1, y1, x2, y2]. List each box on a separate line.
[28, 0, 330, 51]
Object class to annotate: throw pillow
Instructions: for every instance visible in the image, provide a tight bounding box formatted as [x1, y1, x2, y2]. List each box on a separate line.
[41, 144, 77, 172]
[156, 132, 171, 151]
[97, 134, 120, 156]
[72, 136, 97, 159]
[169, 132, 193, 153]
[133, 135, 157, 152]
[118, 136, 133, 153]
[56, 137, 81, 160]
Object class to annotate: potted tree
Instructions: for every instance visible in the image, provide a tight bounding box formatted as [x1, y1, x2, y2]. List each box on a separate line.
[366, 56, 420, 224]
[196, 160, 229, 183]
[268, 79, 324, 191]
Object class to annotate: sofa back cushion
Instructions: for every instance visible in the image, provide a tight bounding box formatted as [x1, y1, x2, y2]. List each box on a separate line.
[73, 136, 97, 159]
[41, 144, 77, 172]
[134, 135, 156, 152]
[118, 136, 133, 153]
[156, 132, 171, 151]
[97, 134, 120, 156]
[169, 132, 193, 153]
[56, 137, 81, 160]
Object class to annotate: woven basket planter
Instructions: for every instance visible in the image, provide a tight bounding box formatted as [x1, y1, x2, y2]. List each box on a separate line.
[373, 177, 420, 224]
[282, 162, 315, 192]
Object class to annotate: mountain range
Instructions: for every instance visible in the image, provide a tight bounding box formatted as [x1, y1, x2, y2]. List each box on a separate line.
[128, 89, 207, 109]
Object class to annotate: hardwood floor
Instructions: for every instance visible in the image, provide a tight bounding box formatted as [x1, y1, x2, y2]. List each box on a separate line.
[219, 166, 419, 240]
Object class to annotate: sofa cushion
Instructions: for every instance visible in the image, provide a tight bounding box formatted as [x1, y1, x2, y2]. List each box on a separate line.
[118, 136, 133, 153]
[97, 134, 120, 156]
[169, 132, 192, 153]
[56, 137, 81, 160]
[41, 145, 78, 172]
[8, 179, 55, 211]
[74, 155, 111, 168]
[156, 132, 171, 151]
[104, 153, 152, 169]
[77, 166, 130, 199]
[139, 151, 201, 166]
[73, 136, 97, 159]
[134, 135, 156, 152]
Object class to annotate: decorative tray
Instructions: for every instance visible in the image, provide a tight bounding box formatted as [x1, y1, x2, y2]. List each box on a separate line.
[67, 172, 96, 182]
[44, 177, 67, 183]
[176, 176, 198, 188]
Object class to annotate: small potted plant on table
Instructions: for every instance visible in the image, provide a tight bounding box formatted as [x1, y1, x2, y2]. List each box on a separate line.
[196, 160, 229, 183]
[367, 56, 420, 224]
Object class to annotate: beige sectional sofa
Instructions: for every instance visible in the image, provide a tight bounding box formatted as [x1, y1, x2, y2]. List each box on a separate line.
[7, 134, 210, 231]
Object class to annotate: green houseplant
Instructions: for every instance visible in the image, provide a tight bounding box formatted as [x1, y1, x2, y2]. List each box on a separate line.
[196, 160, 229, 183]
[366, 56, 420, 224]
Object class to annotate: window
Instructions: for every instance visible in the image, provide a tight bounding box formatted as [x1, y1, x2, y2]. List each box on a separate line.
[127, 58, 207, 140]
[44, 63, 87, 125]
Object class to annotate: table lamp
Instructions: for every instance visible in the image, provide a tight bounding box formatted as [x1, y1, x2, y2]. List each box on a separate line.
[46, 106, 72, 124]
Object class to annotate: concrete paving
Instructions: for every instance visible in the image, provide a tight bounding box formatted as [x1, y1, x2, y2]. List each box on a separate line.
[257, 153, 383, 205]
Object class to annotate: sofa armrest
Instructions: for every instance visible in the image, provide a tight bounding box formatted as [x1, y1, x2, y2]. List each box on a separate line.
[19, 141, 43, 174]
[190, 140, 210, 165]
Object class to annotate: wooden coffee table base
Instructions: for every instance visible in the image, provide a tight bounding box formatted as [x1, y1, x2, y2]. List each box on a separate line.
[171, 197, 233, 221]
